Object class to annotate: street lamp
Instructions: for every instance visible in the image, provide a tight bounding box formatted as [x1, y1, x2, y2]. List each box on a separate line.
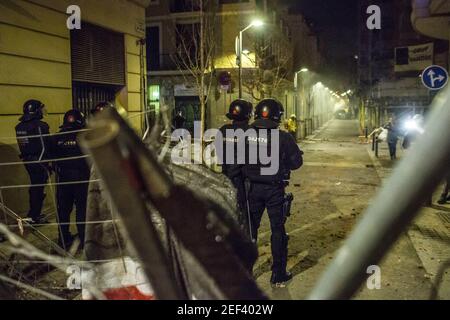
[294, 68, 309, 139]
[294, 68, 309, 89]
[236, 19, 264, 98]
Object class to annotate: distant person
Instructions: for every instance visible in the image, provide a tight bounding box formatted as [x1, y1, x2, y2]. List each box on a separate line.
[173, 111, 186, 130]
[384, 117, 400, 160]
[15, 100, 51, 225]
[285, 114, 298, 141]
[54, 110, 90, 250]
[437, 172, 450, 205]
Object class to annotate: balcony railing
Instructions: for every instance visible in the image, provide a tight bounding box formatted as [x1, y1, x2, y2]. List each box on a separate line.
[170, 0, 200, 13]
[148, 54, 194, 72]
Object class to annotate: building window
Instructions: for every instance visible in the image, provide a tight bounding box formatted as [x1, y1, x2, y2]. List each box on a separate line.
[147, 26, 161, 71]
[70, 23, 125, 114]
[70, 23, 125, 85]
[149, 85, 160, 105]
[146, 85, 160, 130]
[175, 23, 201, 65]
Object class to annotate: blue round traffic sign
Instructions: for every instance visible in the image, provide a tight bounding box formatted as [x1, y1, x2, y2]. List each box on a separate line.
[421, 65, 449, 90]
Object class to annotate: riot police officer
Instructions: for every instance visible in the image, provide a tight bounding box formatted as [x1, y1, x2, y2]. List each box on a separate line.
[216, 99, 253, 234]
[54, 110, 90, 250]
[243, 98, 303, 286]
[15, 100, 51, 224]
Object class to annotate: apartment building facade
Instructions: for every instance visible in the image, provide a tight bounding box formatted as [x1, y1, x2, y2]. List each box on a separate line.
[0, 0, 149, 213]
[146, 0, 309, 130]
[357, 0, 449, 130]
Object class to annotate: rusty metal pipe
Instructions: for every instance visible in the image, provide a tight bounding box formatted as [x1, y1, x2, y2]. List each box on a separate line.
[79, 118, 186, 300]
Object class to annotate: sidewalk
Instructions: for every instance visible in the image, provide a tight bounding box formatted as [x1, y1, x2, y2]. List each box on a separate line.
[367, 140, 450, 299]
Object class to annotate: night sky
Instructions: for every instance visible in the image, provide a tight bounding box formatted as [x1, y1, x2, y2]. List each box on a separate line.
[282, 0, 359, 90]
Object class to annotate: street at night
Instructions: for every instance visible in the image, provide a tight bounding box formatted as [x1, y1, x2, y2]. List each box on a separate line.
[256, 119, 450, 299]
[0, 0, 450, 309]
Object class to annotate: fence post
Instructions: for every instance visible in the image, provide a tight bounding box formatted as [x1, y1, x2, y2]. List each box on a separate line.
[375, 137, 379, 158]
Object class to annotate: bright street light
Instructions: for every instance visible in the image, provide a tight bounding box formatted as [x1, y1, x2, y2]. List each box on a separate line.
[251, 19, 264, 28]
[294, 67, 310, 123]
[237, 19, 264, 98]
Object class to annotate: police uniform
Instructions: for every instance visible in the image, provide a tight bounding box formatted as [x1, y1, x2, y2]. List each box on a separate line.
[216, 100, 253, 234]
[15, 100, 51, 223]
[243, 99, 303, 285]
[53, 110, 90, 249]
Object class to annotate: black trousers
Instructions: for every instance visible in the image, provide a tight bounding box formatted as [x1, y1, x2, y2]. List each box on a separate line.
[248, 183, 288, 275]
[230, 176, 249, 232]
[388, 142, 397, 159]
[441, 173, 450, 199]
[56, 178, 89, 247]
[24, 163, 49, 220]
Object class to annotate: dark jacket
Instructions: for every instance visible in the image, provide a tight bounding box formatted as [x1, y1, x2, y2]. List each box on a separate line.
[384, 122, 400, 144]
[216, 120, 250, 179]
[15, 118, 51, 160]
[53, 125, 90, 181]
[243, 119, 303, 184]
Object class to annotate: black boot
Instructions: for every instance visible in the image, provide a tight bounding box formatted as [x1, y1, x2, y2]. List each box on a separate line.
[58, 234, 74, 251]
[437, 195, 448, 205]
[270, 271, 293, 287]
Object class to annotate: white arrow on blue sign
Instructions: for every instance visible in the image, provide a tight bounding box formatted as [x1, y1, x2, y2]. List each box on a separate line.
[421, 65, 449, 90]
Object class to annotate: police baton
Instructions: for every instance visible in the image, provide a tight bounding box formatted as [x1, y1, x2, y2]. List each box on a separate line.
[243, 179, 254, 242]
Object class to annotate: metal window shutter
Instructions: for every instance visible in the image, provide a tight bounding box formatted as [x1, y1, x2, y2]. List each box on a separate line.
[71, 23, 125, 86]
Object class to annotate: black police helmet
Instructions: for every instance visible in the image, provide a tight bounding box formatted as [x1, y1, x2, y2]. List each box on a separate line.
[254, 98, 284, 123]
[226, 99, 253, 121]
[62, 109, 85, 128]
[91, 101, 113, 115]
[22, 100, 45, 120]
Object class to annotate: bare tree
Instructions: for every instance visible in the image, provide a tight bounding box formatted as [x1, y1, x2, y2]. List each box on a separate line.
[241, 28, 293, 101]
[171, 0, 217, 146]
